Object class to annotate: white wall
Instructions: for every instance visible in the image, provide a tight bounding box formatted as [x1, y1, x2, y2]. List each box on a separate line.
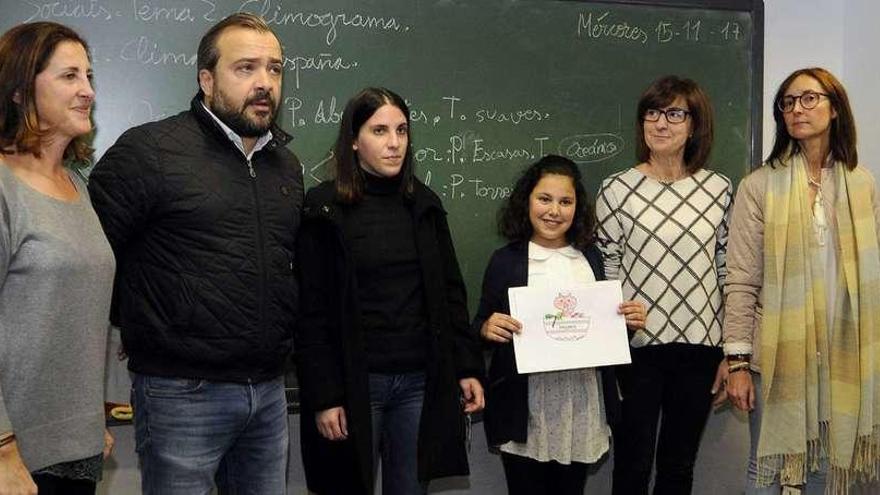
[843, 0, 880, 172]
[763, 0, 880, 173]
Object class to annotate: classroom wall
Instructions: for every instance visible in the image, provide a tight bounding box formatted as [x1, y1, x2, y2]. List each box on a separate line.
[843, 0, 880, 173]
[762, 0, 880, 173]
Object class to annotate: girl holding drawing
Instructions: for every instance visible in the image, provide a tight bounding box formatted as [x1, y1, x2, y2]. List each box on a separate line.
[474, 154, 646, 495]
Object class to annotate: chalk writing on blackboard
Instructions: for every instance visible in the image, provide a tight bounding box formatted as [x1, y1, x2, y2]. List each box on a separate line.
[120, 36, 197, 66]
[440, 174, 513, 201]
[240, 1, 410, 46]
[558, 134, 624, 164]
[132, 0, 217, 23]
[283, 54, 358, 89]
[578, 12, 649, 44]
[23, 0, 116, 22]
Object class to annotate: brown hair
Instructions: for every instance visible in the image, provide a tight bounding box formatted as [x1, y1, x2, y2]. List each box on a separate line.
[0, 22, 92, 162]
[766, 67, 858, 170]
[197, 13, 276, 82]
[332, 87, 415, 204]
[635, 75, 714, 174]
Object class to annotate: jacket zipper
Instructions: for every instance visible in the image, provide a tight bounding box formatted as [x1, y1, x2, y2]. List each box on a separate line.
[247, 157, 267, 360]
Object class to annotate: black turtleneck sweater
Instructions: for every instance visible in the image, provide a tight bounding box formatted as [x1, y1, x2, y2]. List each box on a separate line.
[342, 173, 428, 373]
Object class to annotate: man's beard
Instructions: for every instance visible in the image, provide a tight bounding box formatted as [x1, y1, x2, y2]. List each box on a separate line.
[210, 86, 278, 138]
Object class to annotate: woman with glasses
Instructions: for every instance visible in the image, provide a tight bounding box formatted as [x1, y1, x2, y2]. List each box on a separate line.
[596, 75, 732, 494]
[725, 67, 880, 493]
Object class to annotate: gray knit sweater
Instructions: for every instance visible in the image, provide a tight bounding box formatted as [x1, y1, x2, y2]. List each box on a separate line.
[0, 164, 114, 472]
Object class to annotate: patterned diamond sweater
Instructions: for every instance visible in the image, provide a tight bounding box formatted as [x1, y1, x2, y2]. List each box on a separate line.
[595, 167, 732, 347]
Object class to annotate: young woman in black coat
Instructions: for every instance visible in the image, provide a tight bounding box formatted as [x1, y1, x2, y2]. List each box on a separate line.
[473, 155, 646, 495]
[296, 87, 485, 495]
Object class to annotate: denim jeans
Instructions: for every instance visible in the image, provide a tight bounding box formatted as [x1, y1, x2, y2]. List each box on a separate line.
[369, 372, 428, 495]
[745, 374, 827, 494]
[132, 373, 288, 495]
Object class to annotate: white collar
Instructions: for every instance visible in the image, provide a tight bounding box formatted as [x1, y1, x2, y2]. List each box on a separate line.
[527, 241, 581, 261]
[201, 102, 273, 160]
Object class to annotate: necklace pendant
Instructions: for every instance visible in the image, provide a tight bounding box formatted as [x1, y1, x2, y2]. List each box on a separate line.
[812, 190, 827, 246]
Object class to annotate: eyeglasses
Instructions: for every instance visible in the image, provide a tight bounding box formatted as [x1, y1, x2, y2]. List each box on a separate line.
[777, 91, 829, 113]
[643, 108, 690, 124]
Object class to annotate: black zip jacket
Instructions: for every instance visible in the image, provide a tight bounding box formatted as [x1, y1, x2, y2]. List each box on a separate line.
[88, 95, 303, 382]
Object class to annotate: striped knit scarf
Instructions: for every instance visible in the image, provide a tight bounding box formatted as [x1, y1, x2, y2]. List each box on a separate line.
[759, 153, 880, 494]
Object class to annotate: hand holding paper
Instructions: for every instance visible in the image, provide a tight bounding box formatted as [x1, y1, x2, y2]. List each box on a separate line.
[508, 280, 632, 374]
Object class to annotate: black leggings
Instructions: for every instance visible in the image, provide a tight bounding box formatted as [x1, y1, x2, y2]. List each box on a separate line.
[32, 473, 96, 495]
[611, 343, 723, 495]
[501, 452, 588, 495]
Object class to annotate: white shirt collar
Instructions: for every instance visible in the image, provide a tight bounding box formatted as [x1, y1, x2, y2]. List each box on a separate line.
[527, 241, 582, 260]
[201, 102, 273, 160]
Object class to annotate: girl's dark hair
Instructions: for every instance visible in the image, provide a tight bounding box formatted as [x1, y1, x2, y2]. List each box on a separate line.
[766, 67, 857, 170]
[635, 75, 714, 174]
[499, 154, 594, 249]
[0, 22, 93, 162]
[332, 87, 414, 203]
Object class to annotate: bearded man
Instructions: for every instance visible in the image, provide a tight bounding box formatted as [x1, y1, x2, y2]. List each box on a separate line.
[88, 13, 302, 494]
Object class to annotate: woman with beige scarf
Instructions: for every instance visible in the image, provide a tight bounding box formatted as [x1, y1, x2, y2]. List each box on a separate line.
[724, 67, 880, 494]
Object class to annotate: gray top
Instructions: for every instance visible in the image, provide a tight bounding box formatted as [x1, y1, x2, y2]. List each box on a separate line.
[0, 164, 115, 472]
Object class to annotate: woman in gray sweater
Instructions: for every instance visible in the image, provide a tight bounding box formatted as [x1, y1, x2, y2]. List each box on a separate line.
[0, 22, 115, 494]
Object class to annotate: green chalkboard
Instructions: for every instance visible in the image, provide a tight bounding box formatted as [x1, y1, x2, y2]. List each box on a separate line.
[0, 0, 763, 314]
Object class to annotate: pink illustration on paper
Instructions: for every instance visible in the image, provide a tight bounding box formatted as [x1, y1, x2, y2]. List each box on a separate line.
[543, 292, 592, 341]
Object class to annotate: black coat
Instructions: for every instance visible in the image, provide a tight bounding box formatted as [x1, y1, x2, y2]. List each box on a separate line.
[295, 179, 485, 494]
[472, 241, 621, 447]
[88, 95, 303, 382]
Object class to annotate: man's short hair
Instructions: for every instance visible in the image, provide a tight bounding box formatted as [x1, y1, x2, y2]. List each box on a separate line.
[196, 13, 277, 78]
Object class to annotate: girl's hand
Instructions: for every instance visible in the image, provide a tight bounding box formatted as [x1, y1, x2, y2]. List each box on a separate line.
[618, 300, 646, 330]
[480, 313, 522, 343]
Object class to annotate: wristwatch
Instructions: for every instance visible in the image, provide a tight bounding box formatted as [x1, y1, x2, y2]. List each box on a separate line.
[726, 353, 751, 363]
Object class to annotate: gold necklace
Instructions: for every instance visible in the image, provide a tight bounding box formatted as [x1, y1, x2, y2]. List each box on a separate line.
[647, 162, 684, 183]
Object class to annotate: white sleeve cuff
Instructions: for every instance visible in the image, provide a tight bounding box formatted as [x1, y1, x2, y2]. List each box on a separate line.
[723, 342, 753, 356]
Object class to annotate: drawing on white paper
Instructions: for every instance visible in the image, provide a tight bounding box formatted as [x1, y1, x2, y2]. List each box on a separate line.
[543, 292, 591, 342]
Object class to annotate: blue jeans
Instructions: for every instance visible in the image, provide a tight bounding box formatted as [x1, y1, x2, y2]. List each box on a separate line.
[369, 372, 428, 495]
[746, 374, 827, 494]
[132, 373, 288, 495]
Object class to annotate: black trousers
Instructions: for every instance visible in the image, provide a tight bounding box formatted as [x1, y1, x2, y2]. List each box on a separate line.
[32, 473, 97, 495]
[611, 343, 722, 495]
[501, 452, 588, 495]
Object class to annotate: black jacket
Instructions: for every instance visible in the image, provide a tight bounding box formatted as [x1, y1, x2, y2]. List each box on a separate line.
[472, 241, 621, 447]
[295, 179, 484, 494]
[88, 95, 303, 382]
